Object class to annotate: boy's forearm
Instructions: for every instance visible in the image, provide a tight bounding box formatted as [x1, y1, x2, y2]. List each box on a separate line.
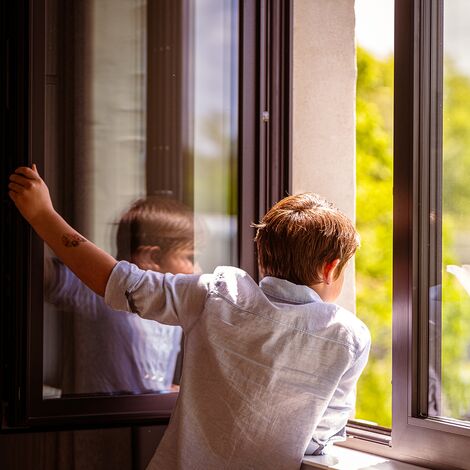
[31, 209, 117, 297]
[8, 165, 117, 297]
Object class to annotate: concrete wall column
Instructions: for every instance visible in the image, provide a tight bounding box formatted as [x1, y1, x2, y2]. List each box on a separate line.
[292, 0, 357, 311]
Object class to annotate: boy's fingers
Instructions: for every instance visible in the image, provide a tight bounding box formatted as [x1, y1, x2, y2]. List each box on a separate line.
[8, 190, 18, 201]
[9, 174, 30, 186]
[8, 181, 24, 193]
[14, 166, 40, 180]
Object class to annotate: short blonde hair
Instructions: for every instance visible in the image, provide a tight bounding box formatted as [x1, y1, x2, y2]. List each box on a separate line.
[254, 193, 359, 286]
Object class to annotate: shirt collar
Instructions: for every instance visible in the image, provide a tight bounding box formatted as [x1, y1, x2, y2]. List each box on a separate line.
[259, 276, 324, 305]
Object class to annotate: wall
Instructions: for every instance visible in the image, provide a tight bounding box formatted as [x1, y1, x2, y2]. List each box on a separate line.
[292, 0, 357, 312]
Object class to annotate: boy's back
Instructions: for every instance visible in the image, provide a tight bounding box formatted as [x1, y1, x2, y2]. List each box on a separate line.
[9, 169, 370, 469]
[106, 263, 370, 470]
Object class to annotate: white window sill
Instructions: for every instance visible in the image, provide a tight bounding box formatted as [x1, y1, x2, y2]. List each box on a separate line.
[302, 445, 425, 470]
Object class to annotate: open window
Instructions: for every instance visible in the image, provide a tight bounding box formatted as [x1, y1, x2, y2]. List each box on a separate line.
[1, 0, 291, 428]
[292, 1, 470, 468]
[336, 1, 470, 468]
[391, 0, 470, 467]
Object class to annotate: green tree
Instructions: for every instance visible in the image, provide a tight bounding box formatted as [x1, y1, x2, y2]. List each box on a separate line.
[355, 47, 393, 427]
[355, 48, 470, 426]
[440, 57, 470, 420]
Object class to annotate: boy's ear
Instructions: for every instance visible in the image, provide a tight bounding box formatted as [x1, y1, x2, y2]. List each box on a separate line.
[132, 245, 162, 271]
[322, 259, 341, 285]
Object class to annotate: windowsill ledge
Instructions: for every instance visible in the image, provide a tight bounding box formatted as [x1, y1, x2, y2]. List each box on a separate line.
[301, 445, 425, 470]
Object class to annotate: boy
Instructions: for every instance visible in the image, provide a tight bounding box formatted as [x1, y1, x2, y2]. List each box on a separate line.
[9, 165, 370, 470]
[46, 196, 197, 395]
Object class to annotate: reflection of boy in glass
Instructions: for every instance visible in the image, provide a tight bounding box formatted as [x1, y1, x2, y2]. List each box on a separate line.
[47, 197, 197, 395]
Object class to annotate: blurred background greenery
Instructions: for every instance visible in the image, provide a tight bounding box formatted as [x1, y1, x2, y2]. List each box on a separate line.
[355, 47, 393, 427]
[355, 45, 470, 426]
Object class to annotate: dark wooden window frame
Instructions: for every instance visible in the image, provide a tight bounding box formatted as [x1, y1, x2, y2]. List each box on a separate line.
[0, 0, 292, 430]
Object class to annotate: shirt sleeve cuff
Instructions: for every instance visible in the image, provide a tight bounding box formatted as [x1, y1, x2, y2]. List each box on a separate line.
[304, 440, 325, 455]
[305, 427, 346, 455]
[104, 261, 145, 312]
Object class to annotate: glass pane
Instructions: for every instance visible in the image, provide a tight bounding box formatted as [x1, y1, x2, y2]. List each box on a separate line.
[42, 0, 238, 399]
[435, 0, 470, 422]
[354, 0, 394, 428]
[194, 0, 238, 271]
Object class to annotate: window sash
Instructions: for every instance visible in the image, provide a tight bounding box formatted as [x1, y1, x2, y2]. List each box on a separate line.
[0, 0, 292, 429]
[341, 1, 470, 467]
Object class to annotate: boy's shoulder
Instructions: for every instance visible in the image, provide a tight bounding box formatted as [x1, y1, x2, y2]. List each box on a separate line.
[209, 265, 258, 294]
[212, 265, 250, 280]
[330, 304, 371, 353]
[206, 266, 274, 311]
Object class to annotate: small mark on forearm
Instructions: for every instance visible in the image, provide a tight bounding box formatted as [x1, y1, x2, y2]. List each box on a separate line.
[62, 233, 87, 248]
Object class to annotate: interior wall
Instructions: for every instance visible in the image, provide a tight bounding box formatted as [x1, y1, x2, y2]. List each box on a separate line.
[292, 0, 357, 312]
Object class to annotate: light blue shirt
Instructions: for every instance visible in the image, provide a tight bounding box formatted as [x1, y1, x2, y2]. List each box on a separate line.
[47, 260, 182, 394]
[105, 261, 371, 470]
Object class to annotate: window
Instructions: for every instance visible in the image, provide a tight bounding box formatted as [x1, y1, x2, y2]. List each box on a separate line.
[392, 0, 470, 466]
[1, 0, 291, 428]
[4, 1, 469, 467]
[354, 0, 394, 430]
[293, 1, 470, 467]
[41, 0, 239, 401]
[437, 0, 470, 424]
[338, 1, 470, 467]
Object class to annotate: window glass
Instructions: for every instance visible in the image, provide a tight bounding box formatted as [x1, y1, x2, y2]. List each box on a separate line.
[42, 0, 238, 399]
[434, 0, 470, 422]
[194, 0, 238, 271]
[354, 0, 394, 428]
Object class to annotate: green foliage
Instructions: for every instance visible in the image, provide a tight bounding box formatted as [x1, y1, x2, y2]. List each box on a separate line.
[191, 112, 238, 216]
[440, 57, 470, 421]
[355, 47, 393, 427]
[355, 47, 470, 425]
[441, 260, 470, 420]
[443, 60, 470, 217]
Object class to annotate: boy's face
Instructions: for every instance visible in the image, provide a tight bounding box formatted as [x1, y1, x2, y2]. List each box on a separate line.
[326, 268, 345, 302]
[157, 247, 200, 275]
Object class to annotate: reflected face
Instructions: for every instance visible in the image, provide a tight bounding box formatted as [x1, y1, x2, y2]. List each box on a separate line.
[131, 245, 200, 274]
[158, 248, 199, 275]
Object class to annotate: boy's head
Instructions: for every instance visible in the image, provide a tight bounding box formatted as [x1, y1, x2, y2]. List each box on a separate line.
[254, 193, 359, 298]
[116, 196, 198, 274]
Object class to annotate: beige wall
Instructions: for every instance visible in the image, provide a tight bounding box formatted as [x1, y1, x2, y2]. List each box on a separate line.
[292, 0, 357, 312]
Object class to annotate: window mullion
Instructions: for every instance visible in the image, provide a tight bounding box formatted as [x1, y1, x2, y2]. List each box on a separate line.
[415, 0, 444, 420]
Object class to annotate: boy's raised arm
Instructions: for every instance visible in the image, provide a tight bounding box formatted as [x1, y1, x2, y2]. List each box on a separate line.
[8, 165, 117, 297]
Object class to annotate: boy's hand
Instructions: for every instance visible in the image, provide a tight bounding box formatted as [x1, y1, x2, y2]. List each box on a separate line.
[8, 163, 117, 297]
[8, 164, 55, 223]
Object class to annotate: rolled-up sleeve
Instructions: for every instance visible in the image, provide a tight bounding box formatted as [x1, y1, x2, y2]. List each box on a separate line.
[104, 261, 211, 331]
